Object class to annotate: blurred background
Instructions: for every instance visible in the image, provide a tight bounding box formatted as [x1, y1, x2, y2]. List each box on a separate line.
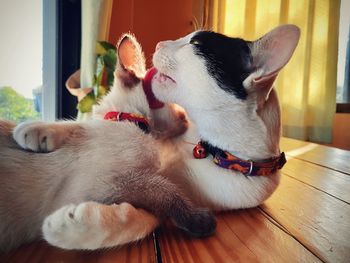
[0, 0, 349, 149]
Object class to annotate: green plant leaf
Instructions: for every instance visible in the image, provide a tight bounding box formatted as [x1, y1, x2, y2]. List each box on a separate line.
[103, 49, 117, 69]
[77, 92, 96, 113]
[96, 41, 115, 55]
[97, 85, 109, 99]
[78, 41, 117, 114]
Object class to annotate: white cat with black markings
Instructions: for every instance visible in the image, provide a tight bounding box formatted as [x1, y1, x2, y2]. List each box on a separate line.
[2, 25, 299, 251]
[151, 25, 300, 209]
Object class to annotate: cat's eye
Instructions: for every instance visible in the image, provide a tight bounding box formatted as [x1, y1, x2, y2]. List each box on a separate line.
[190, 39, 201, 45]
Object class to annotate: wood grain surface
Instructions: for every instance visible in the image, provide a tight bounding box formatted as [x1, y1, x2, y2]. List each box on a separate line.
[262, 171, 350, 263]
[158, 139, 350, 263]
[157, 209, 320, 263]
[1, 138, 349, 263]
[1, 237, 156, 263]
[283, 158, 350, 203]
[281, 137, 350, 175]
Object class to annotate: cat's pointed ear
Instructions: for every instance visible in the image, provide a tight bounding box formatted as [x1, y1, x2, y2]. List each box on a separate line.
[249, 24, 300, 90]
[117, 33, 146, 79]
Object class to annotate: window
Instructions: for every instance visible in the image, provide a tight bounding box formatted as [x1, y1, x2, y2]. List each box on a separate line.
[0, 0, 80, 122]
[0, 0, 43, 122]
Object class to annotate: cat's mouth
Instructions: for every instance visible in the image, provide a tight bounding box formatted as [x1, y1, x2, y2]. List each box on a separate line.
[154, 70, 176, 84]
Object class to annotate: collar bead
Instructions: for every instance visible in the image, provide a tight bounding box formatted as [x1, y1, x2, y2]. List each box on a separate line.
[193, 142, 209, 159]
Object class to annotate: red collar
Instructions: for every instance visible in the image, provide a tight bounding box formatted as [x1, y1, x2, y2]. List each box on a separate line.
[193, 141, 286, 176]
[104, 111, 150, 133]
[103, 68, 162, 133]
[142, 67, 165, 109]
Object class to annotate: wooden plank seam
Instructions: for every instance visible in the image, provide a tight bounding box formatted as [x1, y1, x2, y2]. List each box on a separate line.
[285, 154, 350, 176]
[153, 230, 163, 263]
[258, 206, 326, 263]
[282, 170, 350, 206]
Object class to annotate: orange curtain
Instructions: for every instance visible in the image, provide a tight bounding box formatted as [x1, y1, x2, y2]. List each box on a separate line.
[198, 0, 340, 143]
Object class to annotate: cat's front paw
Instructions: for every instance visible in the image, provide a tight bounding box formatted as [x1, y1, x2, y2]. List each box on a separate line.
[42, 202, 154, 250]
[43, 202, 106, 250]
[13, 121, 62, 152]
[171, 107, 189, 137]
[153, 105, 189, 139]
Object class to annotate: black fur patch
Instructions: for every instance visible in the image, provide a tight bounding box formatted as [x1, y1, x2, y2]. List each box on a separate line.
[190, 31, 252, 100]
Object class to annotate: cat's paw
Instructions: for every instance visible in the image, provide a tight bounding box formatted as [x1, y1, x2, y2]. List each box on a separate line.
[43, 202, 107, 250]
[171, 107, 189, 137]
[42, 202, 157, 250]
[13, 121, 62, 152]
[153, 105, 189, 139]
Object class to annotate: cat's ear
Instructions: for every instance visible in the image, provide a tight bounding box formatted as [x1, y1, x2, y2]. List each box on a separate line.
[115, 33, 146, 86]
[248, 24, 300, 91]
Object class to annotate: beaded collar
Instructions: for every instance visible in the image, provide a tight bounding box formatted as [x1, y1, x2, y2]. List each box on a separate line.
[104, 111, 150, 133]
[193, 140, 286, 176]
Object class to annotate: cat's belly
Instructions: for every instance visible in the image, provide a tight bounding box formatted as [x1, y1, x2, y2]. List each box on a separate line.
[177, 125, 280, 211]
[183, 158, 280, 211]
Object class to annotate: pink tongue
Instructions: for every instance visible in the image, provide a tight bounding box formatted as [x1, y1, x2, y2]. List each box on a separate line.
[142, 67, 165, 109]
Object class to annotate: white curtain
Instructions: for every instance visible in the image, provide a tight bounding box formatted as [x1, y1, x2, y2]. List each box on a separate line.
[79, 0, 112, 120]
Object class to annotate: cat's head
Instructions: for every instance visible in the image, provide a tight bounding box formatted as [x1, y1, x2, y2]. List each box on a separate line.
[93, 34, 188, 138]
[152, 24, 300, 111]
[152, 25, 300, 156]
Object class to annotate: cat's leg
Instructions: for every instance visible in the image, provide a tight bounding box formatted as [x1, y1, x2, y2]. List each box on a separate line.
[13, 121, 84, 152]
[0, 120, 16, 135]
[43, 173, 216, 250]
[112, 171, 216, 238]
[43, 202, 159, 250]
[0, 120, 17, 148]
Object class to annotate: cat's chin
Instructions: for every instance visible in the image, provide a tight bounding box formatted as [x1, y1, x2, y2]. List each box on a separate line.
[151, 81, 175, 104]
[151, 70, 177, 103]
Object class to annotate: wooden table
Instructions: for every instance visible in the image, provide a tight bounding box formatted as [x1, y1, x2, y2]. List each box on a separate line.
[2, 137, 349, 263]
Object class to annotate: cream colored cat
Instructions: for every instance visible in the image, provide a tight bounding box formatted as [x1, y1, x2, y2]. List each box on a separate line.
[0, 34, 215, 252]
[2, 25, 300, 251]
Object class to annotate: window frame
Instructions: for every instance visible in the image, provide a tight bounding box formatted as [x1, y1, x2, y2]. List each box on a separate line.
[42, 0, 58, 121]
[42, 0, 81, 121]
[57, 0, 81, 119]
[336, 0, 350, 113]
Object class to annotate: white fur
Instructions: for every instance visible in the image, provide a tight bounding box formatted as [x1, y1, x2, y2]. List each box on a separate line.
[152, 37, 277, 209]
[9, 33, 188, 250]
[43, 203, 106, 249]
[152, 26, 299, 209]
[43, 202, 158, 250]
[9, 26, 299, 250]
[13, 120, 79, 152]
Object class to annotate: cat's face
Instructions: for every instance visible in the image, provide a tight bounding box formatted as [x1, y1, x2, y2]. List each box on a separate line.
[152, 25, 300, 116]
[152, 31, 251, 111]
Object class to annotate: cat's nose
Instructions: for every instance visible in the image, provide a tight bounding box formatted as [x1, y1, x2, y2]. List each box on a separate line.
[156, 41, 165, 51]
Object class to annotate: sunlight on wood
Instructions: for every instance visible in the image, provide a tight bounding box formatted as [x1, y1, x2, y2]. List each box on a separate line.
[285, 143, 318, 159]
